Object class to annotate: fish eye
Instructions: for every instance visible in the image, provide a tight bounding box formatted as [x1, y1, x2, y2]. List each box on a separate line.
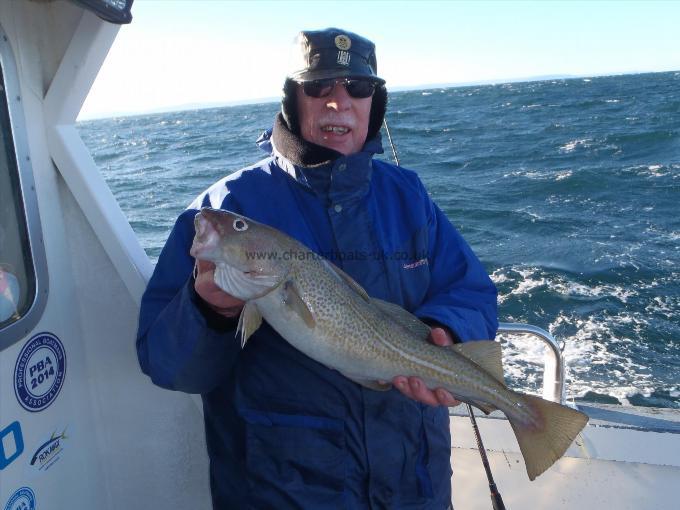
[233, 219, 248, 232]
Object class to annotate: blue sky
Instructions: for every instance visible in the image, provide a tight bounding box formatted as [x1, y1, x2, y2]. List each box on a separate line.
[80, 0, 680, 119]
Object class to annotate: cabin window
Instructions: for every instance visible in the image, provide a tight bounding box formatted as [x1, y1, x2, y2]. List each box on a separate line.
[0, 72, 35, 333]
[0, 33, 47, 350]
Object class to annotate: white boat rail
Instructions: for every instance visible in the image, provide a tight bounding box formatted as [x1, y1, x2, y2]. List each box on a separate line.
[497, 322, 565, 404]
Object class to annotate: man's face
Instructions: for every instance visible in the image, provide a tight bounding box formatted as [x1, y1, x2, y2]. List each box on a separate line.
[296, 81, 372, 156]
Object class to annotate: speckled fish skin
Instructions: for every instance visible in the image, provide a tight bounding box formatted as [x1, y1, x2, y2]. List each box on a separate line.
[190, 207, 589, 481]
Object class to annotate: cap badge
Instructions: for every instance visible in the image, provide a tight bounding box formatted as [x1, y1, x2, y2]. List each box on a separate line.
[337, 51, 351, 66]
[335, 35, 352, 51]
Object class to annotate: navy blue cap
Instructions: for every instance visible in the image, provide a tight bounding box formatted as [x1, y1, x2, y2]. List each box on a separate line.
[288, 28, 385, 83]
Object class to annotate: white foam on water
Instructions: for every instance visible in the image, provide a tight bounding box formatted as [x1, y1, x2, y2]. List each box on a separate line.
[503, 168, 573, 181]
[493, 267, 547, 304]
[514, 207, 544, 223]
[645, 296, 680, 319]
[494, 266, 635, 304]
[624, 163, 671, 178]
[492, 265, 678, 405]
[559, 138, 590, 153]
[552, 279, 636, 303]
[605, 99, 620, 103]
[550, 312, 657, 402]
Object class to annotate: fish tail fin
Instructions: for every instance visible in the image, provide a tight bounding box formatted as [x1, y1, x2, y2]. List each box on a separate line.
[508, 394, 589, 480]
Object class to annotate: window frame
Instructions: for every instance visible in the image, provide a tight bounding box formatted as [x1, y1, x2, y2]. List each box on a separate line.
[0, 26, 49, 350]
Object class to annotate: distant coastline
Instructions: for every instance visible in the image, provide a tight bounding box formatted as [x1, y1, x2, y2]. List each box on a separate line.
[78, 69, 679, 122]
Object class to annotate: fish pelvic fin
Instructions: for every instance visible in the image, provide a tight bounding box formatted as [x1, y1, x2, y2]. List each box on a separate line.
[473, 401, 498, 415]
[509, 394, 589, 480]
[237, 302, 262, 348]
[452, 340, 505, 385]
[282, 280, 315, 328]
[340, 373, 393, 392]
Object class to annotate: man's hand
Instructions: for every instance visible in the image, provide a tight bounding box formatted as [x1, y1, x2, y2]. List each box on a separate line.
[194, 260, 245, 317]
[392, 327, 462, 407]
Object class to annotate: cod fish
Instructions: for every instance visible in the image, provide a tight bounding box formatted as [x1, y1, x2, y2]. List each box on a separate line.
[190, 207, 589, 481]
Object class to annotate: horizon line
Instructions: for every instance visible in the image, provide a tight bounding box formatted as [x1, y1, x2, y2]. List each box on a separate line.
[78, 68, 679, 122]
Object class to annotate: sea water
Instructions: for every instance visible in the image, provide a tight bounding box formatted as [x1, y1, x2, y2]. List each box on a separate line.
[78, 71, 680, 408]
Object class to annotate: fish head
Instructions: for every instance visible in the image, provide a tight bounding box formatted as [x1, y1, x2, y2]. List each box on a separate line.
[190, 208, 291, 300]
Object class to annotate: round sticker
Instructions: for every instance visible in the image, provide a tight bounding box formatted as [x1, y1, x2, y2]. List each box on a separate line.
[3, 487, 36, 510]
[14, 333, 66, 412]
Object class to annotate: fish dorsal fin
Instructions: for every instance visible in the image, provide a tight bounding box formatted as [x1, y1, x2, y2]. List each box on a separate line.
[371, 298, 431, 341]
[282, 280, 316, 328]
[453, 340, 506, 385]
[322, 259, 370, 302]
[237, 302, 262, 348]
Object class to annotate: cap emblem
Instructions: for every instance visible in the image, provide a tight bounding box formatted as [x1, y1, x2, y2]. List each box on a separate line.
[337, 50, 351, 66]
[335, 35, 352, 50]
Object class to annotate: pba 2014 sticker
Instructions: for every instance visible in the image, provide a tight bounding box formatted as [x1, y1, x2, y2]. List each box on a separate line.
[3, 487, 36, 510]
[14, 332, 66, 412]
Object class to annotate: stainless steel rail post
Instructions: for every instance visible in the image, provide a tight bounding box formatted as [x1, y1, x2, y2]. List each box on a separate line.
[497, 322, 565, 404]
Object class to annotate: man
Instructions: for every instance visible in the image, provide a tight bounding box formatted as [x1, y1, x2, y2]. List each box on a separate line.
[137, 28, 498, 509]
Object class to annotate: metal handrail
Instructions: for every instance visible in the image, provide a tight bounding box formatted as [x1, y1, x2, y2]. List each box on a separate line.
[497, 322, 565, 404]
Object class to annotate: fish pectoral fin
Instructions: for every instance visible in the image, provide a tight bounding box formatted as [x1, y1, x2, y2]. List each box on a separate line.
[282, 280, 316, 328]
[341, 373, 393, 391]
[323, 259, 370, 302]
[371, 298, 431, 340]
[452, 341, 505, 385]
[237, 302, 262, 348]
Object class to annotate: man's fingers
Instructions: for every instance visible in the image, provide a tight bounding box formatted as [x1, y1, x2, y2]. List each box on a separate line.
[393, 376, 461, 407]
[193, 259, 245, 315]
[429, 327, 454, 347]
[195, 259, 215, 274]
[407, 377, 440, 406]
[435, 388, 462, 407]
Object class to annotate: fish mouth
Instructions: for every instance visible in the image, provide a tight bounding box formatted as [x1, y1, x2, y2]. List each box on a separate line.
[190, 212, 222, 261]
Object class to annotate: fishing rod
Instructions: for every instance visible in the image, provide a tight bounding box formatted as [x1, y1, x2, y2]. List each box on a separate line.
[383, 115, 506, 510]
[382, 118, 400, 166]
[467, 404, 507, 510]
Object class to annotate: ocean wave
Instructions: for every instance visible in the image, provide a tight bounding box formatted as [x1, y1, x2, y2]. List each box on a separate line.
[492, 266, 637, 305]
[559, 138, 591, 153]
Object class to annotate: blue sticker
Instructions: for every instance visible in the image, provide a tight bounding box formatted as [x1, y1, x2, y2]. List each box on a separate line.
[0, 421, 24, 470]
[14, 332, 66, 412]
[3, 487, 35, 510]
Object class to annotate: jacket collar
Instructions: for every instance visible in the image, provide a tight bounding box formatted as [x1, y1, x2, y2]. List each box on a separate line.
[257, 113, 384, 202]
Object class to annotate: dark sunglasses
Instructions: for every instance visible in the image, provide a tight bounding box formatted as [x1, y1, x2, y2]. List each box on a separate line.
[302, 78, 378, 99]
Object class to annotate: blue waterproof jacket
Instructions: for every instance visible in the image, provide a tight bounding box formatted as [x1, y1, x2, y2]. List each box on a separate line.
[136, 129, 498, 509]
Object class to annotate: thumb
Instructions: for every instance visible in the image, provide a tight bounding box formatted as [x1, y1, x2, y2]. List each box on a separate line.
[429, 327, 454, 347]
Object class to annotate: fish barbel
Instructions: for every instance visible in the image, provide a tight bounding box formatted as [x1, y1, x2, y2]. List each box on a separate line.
[190, 207, 589, 481]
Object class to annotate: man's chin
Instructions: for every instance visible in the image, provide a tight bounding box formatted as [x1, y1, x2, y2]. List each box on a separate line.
[315, 138, 354, 156]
